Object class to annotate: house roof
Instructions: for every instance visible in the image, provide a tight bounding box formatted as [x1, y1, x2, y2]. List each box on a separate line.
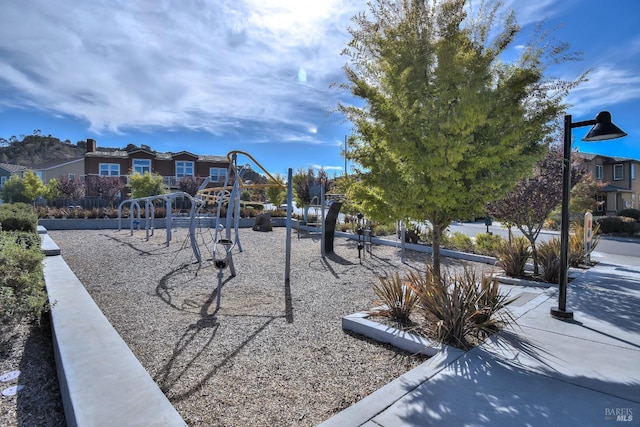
[85, 150, 227, 162]
[600, 184, 634, 193]
[86, 150, 130, 158]
[574, 151, 639, 163]
[0, 162, 28, 174]
[30, 157, 84, 170]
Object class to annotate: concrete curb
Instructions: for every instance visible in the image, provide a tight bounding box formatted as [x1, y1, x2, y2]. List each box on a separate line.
[342, 312, 448, 357]
[41, 232, 186, 426]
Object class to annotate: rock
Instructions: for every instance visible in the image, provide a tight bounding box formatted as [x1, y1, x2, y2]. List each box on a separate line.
[252, 213, 273, 232]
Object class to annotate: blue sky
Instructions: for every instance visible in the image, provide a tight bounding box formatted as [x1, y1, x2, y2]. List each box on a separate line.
[1, 0, 638, 176]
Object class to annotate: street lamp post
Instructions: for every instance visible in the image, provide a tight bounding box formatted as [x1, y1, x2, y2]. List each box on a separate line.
[550, 111, 627, 320]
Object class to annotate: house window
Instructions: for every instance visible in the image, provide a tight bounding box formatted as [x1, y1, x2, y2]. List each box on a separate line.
[176, 161, 194, 177]
[595, 164, 603, 180]
[133, 159, 151, 174]
[68, 173, 75, 181]
[632, 193, 636, 209]
[632, 163, 636, 180]
[210, 167, 227, 182]
[0, 176, 6, 188]
[99, 163, 120, 176]
[613, 164, 624, 181]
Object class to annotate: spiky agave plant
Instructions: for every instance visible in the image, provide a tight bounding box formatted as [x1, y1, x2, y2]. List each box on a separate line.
[537, 238, 561, 283]
[408, 265, 518, 351]
[495, 236, 531, 278]
[371, 272, 419, 325]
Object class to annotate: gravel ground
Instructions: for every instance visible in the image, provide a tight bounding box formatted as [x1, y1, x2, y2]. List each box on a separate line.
[0, 316, 65, 426]
[12, 226, 494, 426]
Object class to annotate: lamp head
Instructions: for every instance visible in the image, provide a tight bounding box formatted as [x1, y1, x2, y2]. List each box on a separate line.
[582, 111, 628, 141]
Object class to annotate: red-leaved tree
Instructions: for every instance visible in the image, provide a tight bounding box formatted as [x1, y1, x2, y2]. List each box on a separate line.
[57, 176, 85, 205]
[487, 146, 586, 274]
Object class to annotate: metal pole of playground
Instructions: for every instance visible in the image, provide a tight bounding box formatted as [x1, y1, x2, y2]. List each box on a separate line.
[285, 168, 293, 287]
[320, 179, 326, 258]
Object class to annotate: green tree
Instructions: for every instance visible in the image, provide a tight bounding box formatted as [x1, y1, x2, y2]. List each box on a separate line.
[43, 178, 60, 204]
[0, 175, 30, 203]
[339, 0, 583, 275]
[22, 170, 46, 205]
[128, 172, 166, 199]
[570, 172, 603, 215]
[265, 173, 287, 208]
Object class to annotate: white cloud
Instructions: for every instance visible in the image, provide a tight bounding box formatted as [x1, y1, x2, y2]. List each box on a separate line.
[0, 0, 363, 143]
[566, 65, 640, 116]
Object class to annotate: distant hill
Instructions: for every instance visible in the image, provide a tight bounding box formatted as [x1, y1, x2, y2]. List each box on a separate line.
[0, 134, 86, 166]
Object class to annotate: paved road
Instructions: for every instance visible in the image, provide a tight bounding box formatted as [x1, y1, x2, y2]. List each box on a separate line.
[448, 220, 640, 267]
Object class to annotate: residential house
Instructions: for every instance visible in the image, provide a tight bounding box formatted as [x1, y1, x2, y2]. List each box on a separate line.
[0, 162, 28, 190]
[575, 152, 640, 215]
[83, 139, 231, 198]
[31, 158, 85, 184]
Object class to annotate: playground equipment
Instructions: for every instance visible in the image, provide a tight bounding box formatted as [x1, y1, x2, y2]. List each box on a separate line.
[197, 150, 290, 310]
[118, 149, 293, 311]
[117, 190, 208, 261]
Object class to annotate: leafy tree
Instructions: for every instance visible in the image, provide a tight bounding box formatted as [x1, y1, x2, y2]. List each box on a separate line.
[241, 190, 252, 201]
[293, 167, 330, 207]
[570, 172, 603, 215]
[0, 175, 30, 203]
[265, 173, 287, 207]
[22, 170, 46, 205]
[339, 0, 584, 275]
[487, 147, 584, 274]
[128, 171, 166, 199]
[43, 178, 60, 204]
[86, 176, 125, 207]
[58, 176, 86, 204]
[178, 175, 202, 196]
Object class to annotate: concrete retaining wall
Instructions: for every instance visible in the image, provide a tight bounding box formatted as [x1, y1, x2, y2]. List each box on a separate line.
[39, 216, 288, 230]
[41, 231, 187, 426]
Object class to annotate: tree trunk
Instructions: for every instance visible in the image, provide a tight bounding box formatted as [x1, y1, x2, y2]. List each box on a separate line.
[431, 222, 448, 278]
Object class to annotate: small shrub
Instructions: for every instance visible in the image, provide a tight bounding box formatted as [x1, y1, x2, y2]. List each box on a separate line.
[595, 216, 637, 235]
[240, 201, 264, 211]
[617, 208, 640, 221]
[154, 206, 166, 218]
[475, 233, 504, 257]
[0, 231, 48, 325]
[448, 232, 475, 253]
[0, 203, 38, 232]
[537, 238, 561, 283]
[370, 272, 419, 324]
[421, 227, 452, 248]
[87, 208, 101, 219]
[544, 217, 560, 231]
[371, 222, 395, 237]
[495, 236, 531, 278]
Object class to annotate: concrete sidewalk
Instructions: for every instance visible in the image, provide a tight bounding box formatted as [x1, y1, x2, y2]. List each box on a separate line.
[321, 262, 640, 426]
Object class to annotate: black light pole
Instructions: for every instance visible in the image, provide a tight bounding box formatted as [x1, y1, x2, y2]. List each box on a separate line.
[550, 111, 627, 320]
